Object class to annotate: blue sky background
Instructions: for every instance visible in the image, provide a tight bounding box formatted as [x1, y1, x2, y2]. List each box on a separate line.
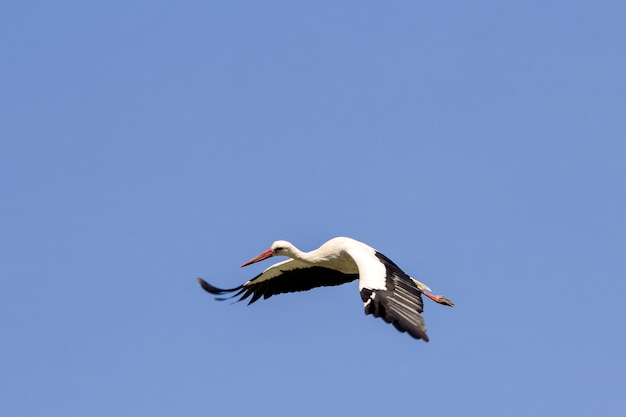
[2, 1, 625, 416]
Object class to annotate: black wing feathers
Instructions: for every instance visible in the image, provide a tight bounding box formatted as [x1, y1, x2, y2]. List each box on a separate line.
[197, 277, 242, 295]
[361, 252, 428, 341]
[198, 266, 357, 305]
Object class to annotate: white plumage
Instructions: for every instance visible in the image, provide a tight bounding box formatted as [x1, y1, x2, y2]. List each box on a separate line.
[198, 237, 453, 342]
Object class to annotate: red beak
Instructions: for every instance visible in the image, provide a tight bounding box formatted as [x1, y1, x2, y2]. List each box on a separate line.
[240, 248, 274, 268]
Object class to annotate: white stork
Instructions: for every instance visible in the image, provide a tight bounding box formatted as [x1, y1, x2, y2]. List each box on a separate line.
[198, 237, 453, 341]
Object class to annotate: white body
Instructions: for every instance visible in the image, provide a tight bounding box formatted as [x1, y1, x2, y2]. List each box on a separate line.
[198, 236, 447, 342]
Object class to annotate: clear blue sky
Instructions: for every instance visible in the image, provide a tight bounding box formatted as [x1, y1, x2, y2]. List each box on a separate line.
[2, 1, 625, 416]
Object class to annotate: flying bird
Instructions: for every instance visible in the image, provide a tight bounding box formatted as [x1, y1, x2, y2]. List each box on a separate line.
[197, 237, 453, 341]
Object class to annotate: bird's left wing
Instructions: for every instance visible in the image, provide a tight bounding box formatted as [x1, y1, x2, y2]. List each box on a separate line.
[349, 248, 429, 341]
[198, 259, 358, 305]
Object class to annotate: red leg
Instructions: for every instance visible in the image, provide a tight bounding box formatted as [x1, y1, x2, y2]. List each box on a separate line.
[422, 290, 454, 307]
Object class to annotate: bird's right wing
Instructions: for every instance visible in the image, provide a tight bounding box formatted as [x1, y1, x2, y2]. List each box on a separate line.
[198, 259, 358, 305]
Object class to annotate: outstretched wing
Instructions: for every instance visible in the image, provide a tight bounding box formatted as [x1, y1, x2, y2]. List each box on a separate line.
[349, 248, 428, 342]
[198, 259, 358, 305]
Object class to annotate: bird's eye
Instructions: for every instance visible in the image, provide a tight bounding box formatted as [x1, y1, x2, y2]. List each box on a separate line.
[273, 247, 284, 253]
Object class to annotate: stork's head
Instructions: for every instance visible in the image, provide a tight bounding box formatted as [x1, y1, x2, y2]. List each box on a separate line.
[240, 240, 294, 267]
